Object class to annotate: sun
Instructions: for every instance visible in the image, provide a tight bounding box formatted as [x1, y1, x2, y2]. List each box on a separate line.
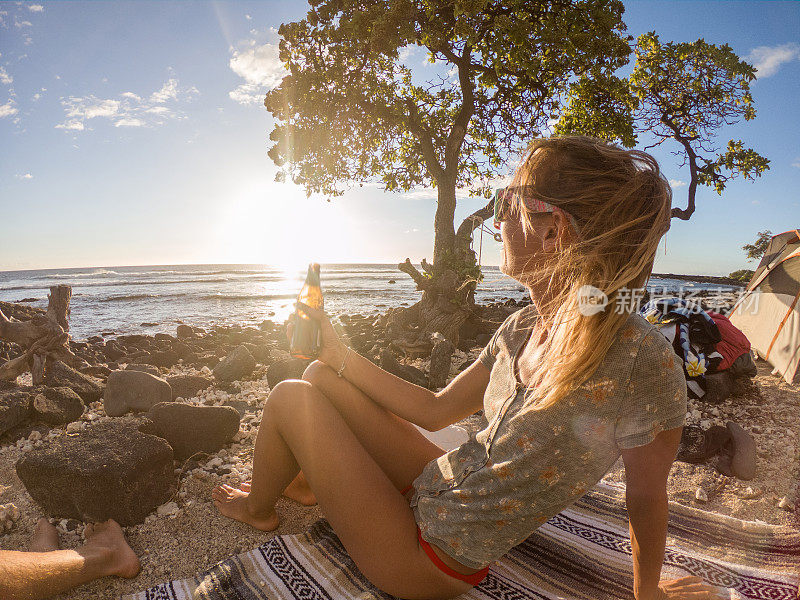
[214, 180, 356, 270]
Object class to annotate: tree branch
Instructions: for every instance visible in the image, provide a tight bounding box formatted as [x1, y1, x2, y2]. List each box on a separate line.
[398, 258, 432, 291]
[456, 197, 495, 242]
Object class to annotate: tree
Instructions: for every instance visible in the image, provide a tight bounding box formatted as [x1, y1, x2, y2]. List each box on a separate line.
[265, 0, 631, 346]
[742, 229, 772, 261]
[555, 32, 770, 220]
[728, 269, 754, 283]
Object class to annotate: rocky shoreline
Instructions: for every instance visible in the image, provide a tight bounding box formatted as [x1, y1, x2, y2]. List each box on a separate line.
[0, 290, 797, 600]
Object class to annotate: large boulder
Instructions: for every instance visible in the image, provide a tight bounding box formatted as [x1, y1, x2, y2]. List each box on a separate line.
[266, 358, 311, 388]
[145, 402, 240, 459]
[104, 370, 172, 417]
[176, 324, 196, 339]
[212, 345, 256, 382]
[166, 375, 213, 400]
[15, 420, 176, 526]
[31, 387, 84, 425]
[43, 362, 104, 403]
[0, 388, 31, 437]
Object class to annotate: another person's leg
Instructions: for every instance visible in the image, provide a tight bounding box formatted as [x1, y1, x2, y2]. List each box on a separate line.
[213, 381, 472, 599]
[0, 519, 139, 600]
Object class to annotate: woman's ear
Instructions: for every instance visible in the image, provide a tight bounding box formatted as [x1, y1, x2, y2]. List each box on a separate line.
[545, 209, 573, 252]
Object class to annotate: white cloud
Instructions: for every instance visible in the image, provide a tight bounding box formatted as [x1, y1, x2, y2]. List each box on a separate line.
[114, 117, 145, 128]
[0, 67, 12, 85]
[245, 14, 252, 20]
[747, 43, 800, 78]
[32, 92, 40, 101]
[56, 78, 198, 132]
[228, 42, 285, 104]
[16, 173, 33, 180]
[669, 179, 687, 188]
[0, 100, 18, 118]
[792, 158, 800, 168]
[55, 119, 84, 131]
[28, 5, 44, 12]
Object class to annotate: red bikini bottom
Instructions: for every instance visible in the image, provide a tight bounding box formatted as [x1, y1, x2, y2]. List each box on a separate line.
[400, 484, 491, 586]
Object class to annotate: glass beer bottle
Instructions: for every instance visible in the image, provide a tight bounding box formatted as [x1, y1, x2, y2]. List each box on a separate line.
[290, 263, 323, 359]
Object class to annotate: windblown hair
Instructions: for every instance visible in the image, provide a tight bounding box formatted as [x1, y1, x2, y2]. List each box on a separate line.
[509, 135, 672, 409]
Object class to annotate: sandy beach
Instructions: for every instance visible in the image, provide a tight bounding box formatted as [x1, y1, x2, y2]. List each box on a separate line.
[0, 294, 798, 600]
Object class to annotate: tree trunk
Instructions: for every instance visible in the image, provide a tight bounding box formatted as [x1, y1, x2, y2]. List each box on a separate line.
[0, 285, 76, 383]
[386, 196, 498, 354]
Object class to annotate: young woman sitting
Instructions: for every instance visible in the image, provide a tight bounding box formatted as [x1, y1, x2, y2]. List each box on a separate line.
[213, 136, 718, 600]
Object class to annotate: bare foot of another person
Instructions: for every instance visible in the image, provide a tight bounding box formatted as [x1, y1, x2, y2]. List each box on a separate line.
[29, 518, 59, 552]
[240, 471, 317, 506]
[212, 484, 280, 531]
[83, 520, 141, 579]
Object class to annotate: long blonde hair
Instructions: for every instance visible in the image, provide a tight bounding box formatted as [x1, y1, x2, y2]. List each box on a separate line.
[509, 135, 672, 409]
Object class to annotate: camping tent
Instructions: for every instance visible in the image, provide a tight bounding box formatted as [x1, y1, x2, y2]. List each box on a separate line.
[729, 230, 800, 384]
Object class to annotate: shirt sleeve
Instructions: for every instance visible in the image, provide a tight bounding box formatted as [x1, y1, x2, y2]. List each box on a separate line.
[615, 328, 688, 450]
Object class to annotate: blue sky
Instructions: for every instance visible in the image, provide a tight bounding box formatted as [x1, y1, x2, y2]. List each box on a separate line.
[1, 0, 798, 275]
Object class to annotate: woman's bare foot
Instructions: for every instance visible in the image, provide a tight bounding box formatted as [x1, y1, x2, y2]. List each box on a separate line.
[240, 472, 317, 506]
[212, 484, 280, 531]
[83, 520, 141, 579]
[29, 518, 59, 552]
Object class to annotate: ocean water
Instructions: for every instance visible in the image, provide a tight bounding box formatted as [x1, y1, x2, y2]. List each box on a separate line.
[0, 264, 741, 341]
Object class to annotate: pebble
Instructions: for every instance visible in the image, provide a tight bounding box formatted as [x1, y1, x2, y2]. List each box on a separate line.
[157, 501, 180, 517]
[66, 421, 85, 433]
[695, 487, 708, 502]
[777, 497, 795, 512]
[739, 486, 762, 500]
[0, 503, 20, 530]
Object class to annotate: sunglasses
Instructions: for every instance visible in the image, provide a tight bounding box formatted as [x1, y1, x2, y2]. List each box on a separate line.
[493, 186, 580, 236]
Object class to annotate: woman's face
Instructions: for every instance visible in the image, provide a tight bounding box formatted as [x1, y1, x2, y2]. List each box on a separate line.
[499, 209, 571, 286]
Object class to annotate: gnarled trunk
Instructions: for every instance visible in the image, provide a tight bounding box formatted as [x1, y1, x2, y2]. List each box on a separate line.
[0, 285, 79, 383]
[384, 196, 498, 354]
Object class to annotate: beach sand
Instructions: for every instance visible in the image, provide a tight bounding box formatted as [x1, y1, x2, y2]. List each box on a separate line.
[0, 339, 797, 600]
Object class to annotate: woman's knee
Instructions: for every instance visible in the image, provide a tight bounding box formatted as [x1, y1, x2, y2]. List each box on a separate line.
[265, 379, 315, 415]
[301, 360, 334, 387]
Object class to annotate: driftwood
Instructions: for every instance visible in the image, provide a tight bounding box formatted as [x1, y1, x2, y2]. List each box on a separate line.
[0, 285, 80, 384]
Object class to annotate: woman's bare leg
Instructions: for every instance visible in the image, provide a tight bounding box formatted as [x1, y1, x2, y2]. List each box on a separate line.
[214, 380, 471, 599]
[301, 360, 447, 488]
[0, 519, 139, 600]
[240, 360, 447, 504]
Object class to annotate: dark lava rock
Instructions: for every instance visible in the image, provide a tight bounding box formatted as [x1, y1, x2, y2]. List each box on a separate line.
[213, 345, 256, 382]
[428, 338, 455, 389]
[31, 387, 83, 425]
[154, 333, 174, 343]
[222, 399, 253, 417]
[43, 362, 104, 404]
[125, 363, 161, 376]
[379, 350, 428, 388]
[144, 402, 240, 460]
[104, 370, 172, 417]
[145, 350, 179, 369]
[166, 375, 212, 400]
[15, 420, 176, 526]
[0, 388, 32, 436]
[79, 365, 111, 379]
[176, 324, 196, 339]
[266, 357, 311, 388]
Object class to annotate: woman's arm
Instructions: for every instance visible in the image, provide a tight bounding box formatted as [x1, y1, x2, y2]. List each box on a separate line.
[621, 426, 681, 600]
[291, 304, 489, 431]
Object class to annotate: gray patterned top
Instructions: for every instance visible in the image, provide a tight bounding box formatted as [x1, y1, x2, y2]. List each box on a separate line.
[409, 304, 687, 569]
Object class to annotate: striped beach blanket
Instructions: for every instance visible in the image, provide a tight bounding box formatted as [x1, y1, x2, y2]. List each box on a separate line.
[122, 482, 799, 600]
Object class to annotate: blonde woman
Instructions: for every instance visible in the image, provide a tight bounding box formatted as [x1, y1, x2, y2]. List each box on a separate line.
[213, 136, 718, 600]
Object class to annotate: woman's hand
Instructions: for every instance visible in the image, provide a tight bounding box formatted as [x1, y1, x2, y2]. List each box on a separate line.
[286, 302, 347, 368]
[645, 576, 729, 600]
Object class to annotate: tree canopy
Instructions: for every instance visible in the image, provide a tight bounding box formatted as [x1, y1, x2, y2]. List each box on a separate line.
[555, 32, 770, 219]
[265, 0, 631, 264]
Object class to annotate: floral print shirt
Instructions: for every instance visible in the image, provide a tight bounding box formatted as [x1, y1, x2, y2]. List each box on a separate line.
[409, 304, 688, 569]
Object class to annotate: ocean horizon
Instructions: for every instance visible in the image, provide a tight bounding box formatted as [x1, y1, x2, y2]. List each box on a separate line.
[0, 263, 743, 341]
